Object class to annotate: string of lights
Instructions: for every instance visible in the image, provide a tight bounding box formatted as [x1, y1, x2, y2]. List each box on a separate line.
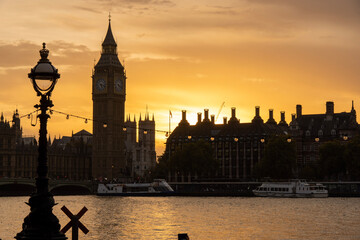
[19, 109, 39, 119]
[19, 108, 170, 136]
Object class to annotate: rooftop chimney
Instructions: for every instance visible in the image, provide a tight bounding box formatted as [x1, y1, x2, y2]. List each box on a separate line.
[296, 104, 302, 118]
[228, 107, 239, 124]
[211, 114, 215, 124]
[204, 109, 210, 122]
[182, 110, 186, 121]
[326, 101, 334, 115]
[266, 109, 277, 124]
[252, 106, 263, 123]
[223, 117, 227, 124]
[291, 114, 296, 122]
[179, 110, 190, 127]
[197, 112, 202, 124]
[278, 111, 288, 126]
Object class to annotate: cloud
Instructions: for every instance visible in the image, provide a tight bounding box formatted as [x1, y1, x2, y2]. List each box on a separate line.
[0, 41, 96, 68]
[127, 52, 180, 61]
[247, 0, 360, 29]
[84, 0, 175, 14]
[74, 6, 103, 14]
[0, 42, 38, 68]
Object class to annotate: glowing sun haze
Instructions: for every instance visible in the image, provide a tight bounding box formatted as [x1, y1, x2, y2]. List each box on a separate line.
[0, 0, 359, 155]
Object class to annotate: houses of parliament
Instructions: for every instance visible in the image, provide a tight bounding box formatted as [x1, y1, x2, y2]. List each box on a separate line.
[0, 20, 156, 181]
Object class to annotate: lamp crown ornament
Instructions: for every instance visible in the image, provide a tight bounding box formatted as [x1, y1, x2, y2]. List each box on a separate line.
[39, 42, 49, 62]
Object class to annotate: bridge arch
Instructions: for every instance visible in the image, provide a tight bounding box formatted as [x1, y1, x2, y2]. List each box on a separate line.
[0, 183, 35, 196]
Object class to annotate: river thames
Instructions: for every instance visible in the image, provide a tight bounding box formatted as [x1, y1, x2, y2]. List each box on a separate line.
[0, 196, 359, 240]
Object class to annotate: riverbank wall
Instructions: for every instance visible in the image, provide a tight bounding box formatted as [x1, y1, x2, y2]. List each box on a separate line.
[1, 180, 359, 197]
[169, 182, 360, 197]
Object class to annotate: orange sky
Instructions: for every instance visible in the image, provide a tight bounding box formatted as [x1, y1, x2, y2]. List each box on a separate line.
[0, 0, 359, 155]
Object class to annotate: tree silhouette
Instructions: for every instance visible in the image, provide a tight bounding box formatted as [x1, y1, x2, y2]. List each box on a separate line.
[319, 141, 345, 180]
[255, 135, 296, 179]
[344, 137, 360, 180]
[152, 140, 218, 179]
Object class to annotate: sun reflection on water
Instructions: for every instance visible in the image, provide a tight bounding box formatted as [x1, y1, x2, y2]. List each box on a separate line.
[1, 196, 360, 240]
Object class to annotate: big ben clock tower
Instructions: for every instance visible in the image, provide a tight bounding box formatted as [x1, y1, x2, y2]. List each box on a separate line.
[92, 18, 126, 180]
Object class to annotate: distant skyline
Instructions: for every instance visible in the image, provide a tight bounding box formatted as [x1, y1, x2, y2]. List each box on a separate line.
[0, 0, 359, 154]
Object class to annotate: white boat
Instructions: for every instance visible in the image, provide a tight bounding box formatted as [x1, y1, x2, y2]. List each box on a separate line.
[253, 179, 328, 198]
[97, 179, 175, 196]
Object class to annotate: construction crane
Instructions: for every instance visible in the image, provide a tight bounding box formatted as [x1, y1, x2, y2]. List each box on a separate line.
[215, 102, 225, 122]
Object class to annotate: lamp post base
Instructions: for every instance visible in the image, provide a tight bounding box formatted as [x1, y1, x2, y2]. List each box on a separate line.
[15, 192, 67, 240]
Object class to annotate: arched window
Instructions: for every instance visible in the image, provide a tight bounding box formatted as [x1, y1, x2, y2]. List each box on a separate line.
[331, 129, 336, 136]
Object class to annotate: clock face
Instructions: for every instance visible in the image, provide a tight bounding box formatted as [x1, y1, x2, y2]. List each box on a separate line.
[115, 79, 123, 92]
[96, 79, 106, 91]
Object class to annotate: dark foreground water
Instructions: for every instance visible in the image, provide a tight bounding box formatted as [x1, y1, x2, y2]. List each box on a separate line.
[0, 196, 359, 240]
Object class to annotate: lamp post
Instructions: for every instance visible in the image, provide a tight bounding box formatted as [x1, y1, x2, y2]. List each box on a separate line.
[16, 43, 67, 240]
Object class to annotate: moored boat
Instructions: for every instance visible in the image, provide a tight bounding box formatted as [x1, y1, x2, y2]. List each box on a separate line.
[97, 179, 175, 196]
[253, 179, 328, 198]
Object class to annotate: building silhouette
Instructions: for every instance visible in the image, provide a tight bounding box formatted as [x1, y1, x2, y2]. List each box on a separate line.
[48, 130, 92, 180]
[125, 113, 156, 179]
[166, 107, 288, 180]
[290, 101, 358, 170]
[0, 110, 23, 177]
[0, 111, 92, 180]
[92, 18, 127, 180]
[165, 102, 358, 181]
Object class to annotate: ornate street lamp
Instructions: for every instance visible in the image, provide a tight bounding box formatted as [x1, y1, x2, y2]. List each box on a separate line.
[16, 43, 67, 240]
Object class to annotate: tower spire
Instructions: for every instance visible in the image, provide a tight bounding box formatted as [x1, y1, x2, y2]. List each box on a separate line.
[95, 17, 123, 67]
[351, 100, 356, 114]
[102, 17, 117, 48]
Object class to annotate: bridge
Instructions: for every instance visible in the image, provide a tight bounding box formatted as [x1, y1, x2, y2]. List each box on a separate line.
[0, 178, 96, 196]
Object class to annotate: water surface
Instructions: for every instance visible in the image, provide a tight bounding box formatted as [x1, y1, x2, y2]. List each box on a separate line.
[1, 196, 359, 240]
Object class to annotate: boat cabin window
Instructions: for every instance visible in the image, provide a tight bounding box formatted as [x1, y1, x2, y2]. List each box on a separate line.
[122, 186, 149, 193]
[154, 186, 170, 192]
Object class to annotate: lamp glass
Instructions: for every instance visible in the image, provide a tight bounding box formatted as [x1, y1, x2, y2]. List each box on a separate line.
[35, 79, 53, 92]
